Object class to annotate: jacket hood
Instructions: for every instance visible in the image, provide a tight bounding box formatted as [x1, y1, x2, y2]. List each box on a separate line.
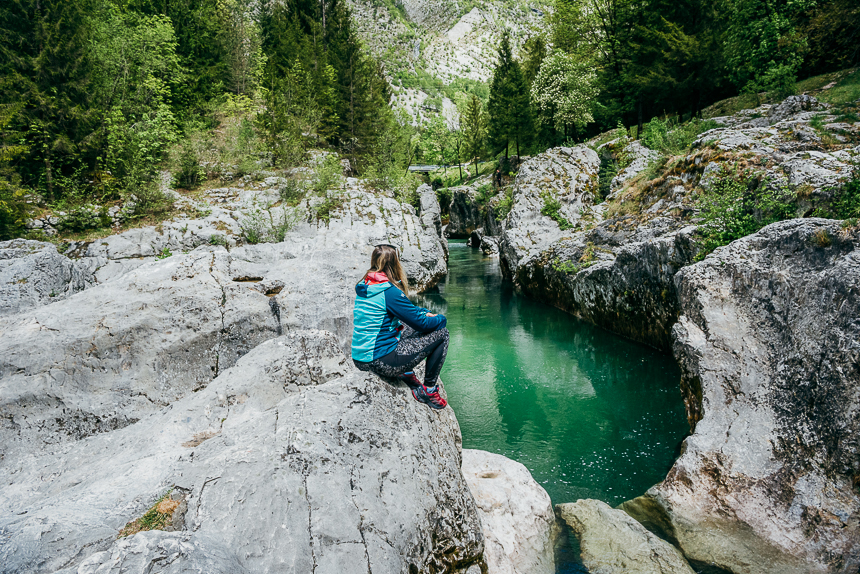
[355, 281, 393, 298]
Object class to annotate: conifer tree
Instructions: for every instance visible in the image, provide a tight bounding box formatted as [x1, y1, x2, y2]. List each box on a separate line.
[461, 95, 487, 177]
[487, 30, 533, 160]
[0, 0, 96, 199]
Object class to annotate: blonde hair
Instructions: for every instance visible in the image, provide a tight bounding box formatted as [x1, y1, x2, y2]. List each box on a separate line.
[362, 245, 410, 295]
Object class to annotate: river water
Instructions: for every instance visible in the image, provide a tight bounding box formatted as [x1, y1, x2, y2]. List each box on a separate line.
[415, 241, 689, 571]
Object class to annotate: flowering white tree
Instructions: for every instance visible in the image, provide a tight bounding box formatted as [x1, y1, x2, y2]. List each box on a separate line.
[531, 50, 599, 131]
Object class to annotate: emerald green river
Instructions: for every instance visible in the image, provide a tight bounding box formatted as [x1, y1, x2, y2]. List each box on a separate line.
[415, 241, 689, 571]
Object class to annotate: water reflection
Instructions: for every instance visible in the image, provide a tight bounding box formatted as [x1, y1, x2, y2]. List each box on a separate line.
[415, 241, 688, 505]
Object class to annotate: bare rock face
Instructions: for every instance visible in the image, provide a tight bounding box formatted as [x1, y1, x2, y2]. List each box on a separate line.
[625, 219, 860, 574]
[461, 450, 559, 574]
[0, 239, 95, 316]
[0, 331, 484, 574]
[0, 188, 448, 468]
[516, 219, 699, 351]
[498, 146, 600, 276]
[557, 499, 695, 574]
[447, 185, 483, 238]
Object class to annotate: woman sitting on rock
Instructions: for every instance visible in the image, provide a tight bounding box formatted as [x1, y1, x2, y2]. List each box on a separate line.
[352, 244, 449, 410]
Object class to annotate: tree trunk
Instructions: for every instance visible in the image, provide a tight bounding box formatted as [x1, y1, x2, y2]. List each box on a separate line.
[474, 158, 478, 177]
[44, 156, 54, 202]
[505, 140, 509, 160]
[637, 100, 643, 140]
[515, 135, 520, 162]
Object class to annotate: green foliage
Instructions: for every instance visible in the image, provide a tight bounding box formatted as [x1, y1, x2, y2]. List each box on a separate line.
[531, 50, 600, 131]
[696, 167, 796, 259]
[812, 167, 860, 220]
[724, 0, 811, 95]
[0, 105, 29, 239]
[239, 202, 299, 243]
[461, 95, 487, 177]
[209, 234, 227, 246]
[435, 187, 452, 215]
[540, 192, 574, 230]
[814, 69, 860, 107]
[487, 30, 533, 158]
[156, 247, 172, 259]
[640, 117, 719, 155]
[311, 154, 344, 196]
[494, 186, 514, 221]
[56, 204, 111, 232]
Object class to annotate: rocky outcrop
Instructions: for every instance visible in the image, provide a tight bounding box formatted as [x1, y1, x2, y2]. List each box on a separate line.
[0, 186, 447, 469]
[498, 146, 601, 276]
[493, 95, 857, 349]
[447, 185, 483, 238]
[0, 331, 485, 573]
[623, 219, 860, 574]
[557, 499, 695, 574]
[462, 450, 559, 574]
[0, 239, 95, 316]
[516, 219, 698, 351]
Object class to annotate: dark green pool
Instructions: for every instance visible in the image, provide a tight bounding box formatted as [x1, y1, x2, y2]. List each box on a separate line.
[415, 240, 689, 508]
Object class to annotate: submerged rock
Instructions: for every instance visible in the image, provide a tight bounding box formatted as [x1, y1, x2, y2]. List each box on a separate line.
[625, 219, 860, 574]
[558, 499, 694, 574]
[462, 449, 559, 574]
[0, 331, 484, 574]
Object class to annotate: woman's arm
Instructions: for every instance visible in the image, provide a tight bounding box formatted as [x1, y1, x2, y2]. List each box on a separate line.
[384, 288, 447, 332]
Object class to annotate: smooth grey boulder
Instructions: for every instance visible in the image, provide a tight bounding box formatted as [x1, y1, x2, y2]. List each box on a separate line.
[0, 239, 94, 316]
[0, 331, 485, 574]
[557, 499, 694, 574]
[498, 145, 600, 277]
[626, 219, 860, 574]
[462, 450, 558, 574]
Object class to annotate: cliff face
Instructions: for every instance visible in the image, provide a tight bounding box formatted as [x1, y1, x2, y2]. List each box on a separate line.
[626, 219, 860, 574]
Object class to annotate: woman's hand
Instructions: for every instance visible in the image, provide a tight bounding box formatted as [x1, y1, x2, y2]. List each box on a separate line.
[426, 313, 437, 317]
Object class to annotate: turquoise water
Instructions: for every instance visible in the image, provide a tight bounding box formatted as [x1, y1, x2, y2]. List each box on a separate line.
[415, 241, 689, 508]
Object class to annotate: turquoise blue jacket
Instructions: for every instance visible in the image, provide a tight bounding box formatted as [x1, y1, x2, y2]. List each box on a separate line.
[351, 281, 447, 362]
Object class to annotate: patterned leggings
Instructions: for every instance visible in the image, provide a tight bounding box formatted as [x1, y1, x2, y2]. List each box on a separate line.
[354, 326, 449, 385]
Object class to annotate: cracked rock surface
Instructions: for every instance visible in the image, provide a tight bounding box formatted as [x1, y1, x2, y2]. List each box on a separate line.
[0, 239, 96, 316]
[0, 331, 484, 574]
[623, 219, 860, 574]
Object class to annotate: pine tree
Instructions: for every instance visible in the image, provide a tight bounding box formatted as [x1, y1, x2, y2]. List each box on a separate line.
[487, 30, 533, 160]
[0, 0, 97, 200]
[461, 95, 487, 177]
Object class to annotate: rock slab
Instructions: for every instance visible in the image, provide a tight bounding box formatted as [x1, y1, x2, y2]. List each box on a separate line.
[557, 499, 694, 574]
[0, 331, 484, 574]
[462, 449, 558, 574]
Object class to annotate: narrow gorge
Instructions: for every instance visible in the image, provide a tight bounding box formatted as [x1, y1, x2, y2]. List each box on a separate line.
[1, 82, 858, 574]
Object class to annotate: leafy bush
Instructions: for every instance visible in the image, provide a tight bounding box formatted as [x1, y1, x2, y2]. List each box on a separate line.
[812, 165, 860, 220]
[239, 203, 299, 243]
[311, 154, 344, 196]
[598, 153, 618, 199]
[56, 204, 111, 232]
[494, 187, 514, 221]
[278, 177, 306, 206]
[540, 192, 574, 230]
[641, 117, 719, 155]
[696, 167, 796, 259]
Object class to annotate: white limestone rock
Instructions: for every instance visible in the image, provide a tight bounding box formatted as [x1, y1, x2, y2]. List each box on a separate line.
[462, 449, 559, 574]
